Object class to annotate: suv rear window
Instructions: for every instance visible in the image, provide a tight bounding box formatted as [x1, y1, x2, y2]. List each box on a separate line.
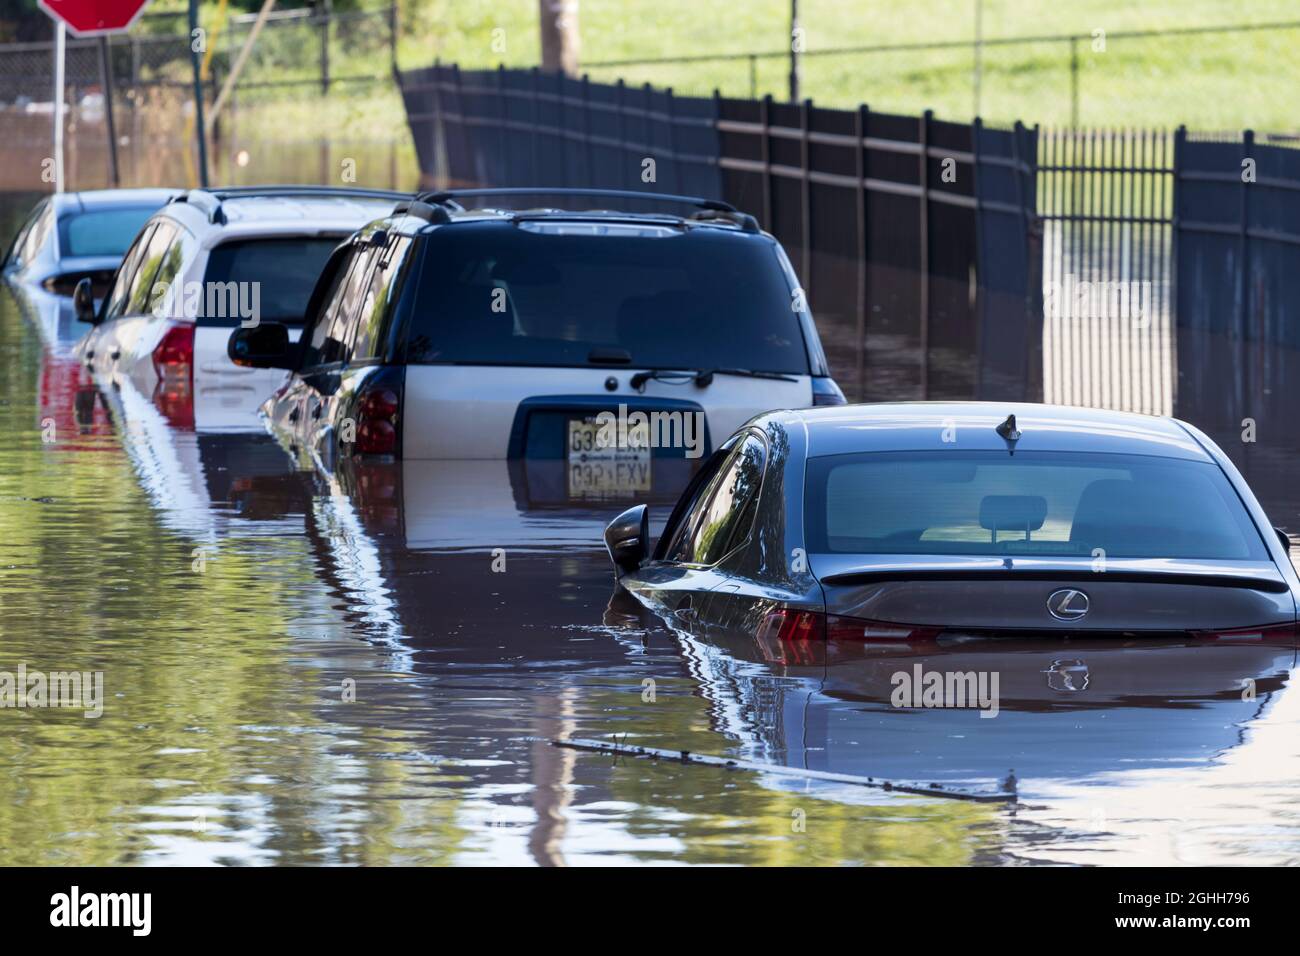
[59, 207, 156, 258]
[401, 222, 810, 373]
[805, 450, 1268, 560]
[200, 237, 339, 326]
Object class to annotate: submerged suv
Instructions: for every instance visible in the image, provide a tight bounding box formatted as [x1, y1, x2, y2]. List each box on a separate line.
[74, 185, 406, 429]
[230, 188, 844, 487]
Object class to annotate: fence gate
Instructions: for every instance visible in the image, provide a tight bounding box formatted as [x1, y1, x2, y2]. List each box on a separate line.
[1037, 129, 1175, 416]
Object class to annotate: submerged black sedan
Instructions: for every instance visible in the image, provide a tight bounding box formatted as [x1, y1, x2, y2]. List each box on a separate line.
[603, 403, 1299, 644]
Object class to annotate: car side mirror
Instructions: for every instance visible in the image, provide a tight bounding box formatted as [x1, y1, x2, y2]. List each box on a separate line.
[604, 504, 650, 577]
[228, 322, 298, 370]
[73, 277, 98, 325]
[1277, 527, 1292, 553]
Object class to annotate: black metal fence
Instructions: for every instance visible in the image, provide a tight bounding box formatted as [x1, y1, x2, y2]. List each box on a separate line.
[399, 64, 1042, 404]
[1175, 130, 1300, 445]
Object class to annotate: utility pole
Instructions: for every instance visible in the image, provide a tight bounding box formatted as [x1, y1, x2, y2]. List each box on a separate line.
[788, 0, 800, 103]
[188, 0, 210, 186]
[99, 36, 121, 188]
[539, 0, 579, 75]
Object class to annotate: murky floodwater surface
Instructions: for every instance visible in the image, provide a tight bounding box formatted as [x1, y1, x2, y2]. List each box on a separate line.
[1, 196, 1298, 866]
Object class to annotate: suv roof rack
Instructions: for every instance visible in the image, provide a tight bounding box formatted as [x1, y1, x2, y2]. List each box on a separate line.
[171, 185, 410, 225]
[414, 187, 761, 233]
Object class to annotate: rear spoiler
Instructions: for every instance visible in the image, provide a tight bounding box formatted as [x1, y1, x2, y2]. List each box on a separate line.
[817, 567, 1292, 593]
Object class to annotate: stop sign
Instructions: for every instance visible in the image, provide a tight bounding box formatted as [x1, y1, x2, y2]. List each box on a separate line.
[38, 0, 152, 36]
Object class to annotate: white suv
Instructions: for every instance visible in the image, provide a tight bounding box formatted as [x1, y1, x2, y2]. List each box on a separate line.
[74, 186, 405, 430]
[228, 188, 846, 492]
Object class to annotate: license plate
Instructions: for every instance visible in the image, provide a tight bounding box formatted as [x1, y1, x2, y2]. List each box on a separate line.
[567, 459, 652, 498]
[567, 417, 651, 497]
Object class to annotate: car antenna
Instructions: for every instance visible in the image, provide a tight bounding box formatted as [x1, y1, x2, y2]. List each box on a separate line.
[995, 413, 1021, 453]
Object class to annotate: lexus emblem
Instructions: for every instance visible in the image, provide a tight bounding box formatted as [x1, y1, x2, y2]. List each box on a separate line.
[1047, 588, 1090, 621]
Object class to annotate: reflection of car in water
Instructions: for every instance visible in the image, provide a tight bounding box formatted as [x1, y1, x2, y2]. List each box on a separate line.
[668, 623, 1296, 791]
[605, 403, 1300, 643]
[231, 187, 844, 469]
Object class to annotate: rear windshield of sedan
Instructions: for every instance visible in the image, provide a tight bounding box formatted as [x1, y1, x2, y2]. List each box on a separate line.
[200, 237, 339, 326]
[58, 207, 156, 257]
[401, 222, 811, 373]
[805, 450, 1269, 560]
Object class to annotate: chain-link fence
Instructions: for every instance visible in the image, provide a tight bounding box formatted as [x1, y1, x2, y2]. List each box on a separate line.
[0, 6, 414, 192]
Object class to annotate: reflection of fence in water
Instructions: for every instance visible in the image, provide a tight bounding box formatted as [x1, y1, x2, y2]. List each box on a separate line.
[1041, 221, 1173, 416]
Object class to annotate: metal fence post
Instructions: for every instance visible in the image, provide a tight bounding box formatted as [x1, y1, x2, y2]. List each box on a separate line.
[800, 97, 812, 291]
[531, 68, 542, 185]
[919, 108, 932, 399]
[319, 9, 330, 95]
[1240, 127, 1255, 412]
[972, 115, 983, 397]
[855, 103, 869, 402]
[666, 86, 679, 192]
[1069, 36, 1079, 129]
[99, 36, 120, 188]
[389, 2, 399, 76]
[761, 93, 773, 231]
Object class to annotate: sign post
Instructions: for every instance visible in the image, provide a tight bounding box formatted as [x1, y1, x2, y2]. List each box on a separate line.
[38, 0, 153, 191]
[52, 22, 65, 192]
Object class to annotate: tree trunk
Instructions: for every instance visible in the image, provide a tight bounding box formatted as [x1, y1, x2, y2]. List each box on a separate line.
[538, 0, 579, 75]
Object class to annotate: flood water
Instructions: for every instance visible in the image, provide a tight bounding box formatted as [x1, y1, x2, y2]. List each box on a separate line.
[2, 194, 1299, 866]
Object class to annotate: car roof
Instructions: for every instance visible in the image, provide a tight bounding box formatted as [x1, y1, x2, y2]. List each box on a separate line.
[377, 190, 763, 239]
[160, 188, 406, 235]
[389, 210, 770, 240]
[52, 188, 178, 214]
[783, 402, 1213, 461]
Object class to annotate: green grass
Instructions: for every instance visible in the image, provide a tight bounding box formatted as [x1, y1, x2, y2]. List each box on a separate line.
[392, 0, 1300, 131]
[197, 0, 1300, 155]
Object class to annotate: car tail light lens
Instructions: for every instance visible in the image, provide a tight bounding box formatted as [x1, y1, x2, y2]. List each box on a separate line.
[825, 613, 942, 642]
[755, 608, 825, 664]
[811, 376, 847, 406]
[151, 324, 194, 383]
[353, 381, 401, 456]
[1190, 622, 1298, 646]
[757, 608, 825, 642]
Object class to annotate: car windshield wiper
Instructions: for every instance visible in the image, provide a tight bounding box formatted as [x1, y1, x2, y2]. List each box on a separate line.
[629, 367, 798, 390]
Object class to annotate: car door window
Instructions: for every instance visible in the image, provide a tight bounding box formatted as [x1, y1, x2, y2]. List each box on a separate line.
[101, 223, 157, 323]
[688, 434, 767, 565]
[661, 441, 745, 564]
[350, 237, 412, 362]
[5, 201, 46, 268]
[303, 245, 374, 369]
[124, 220, 178, 316]
[18, 204, 53, 268]
[147, 226, 195, 320]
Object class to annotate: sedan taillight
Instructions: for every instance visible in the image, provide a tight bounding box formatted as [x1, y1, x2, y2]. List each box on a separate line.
[825, 613, 942, 642]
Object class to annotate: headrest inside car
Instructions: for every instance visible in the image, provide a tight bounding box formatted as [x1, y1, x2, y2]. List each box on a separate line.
[979, 494, 1048, 532]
